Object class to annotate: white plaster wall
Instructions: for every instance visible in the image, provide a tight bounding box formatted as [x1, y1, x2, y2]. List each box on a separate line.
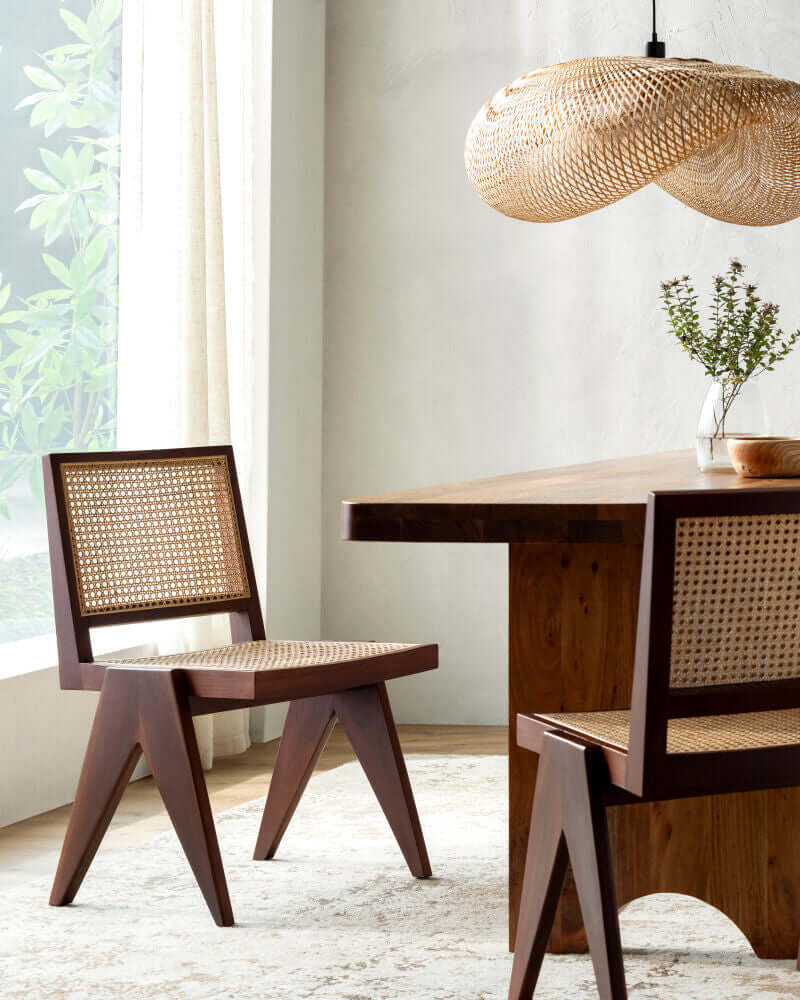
[266, 0, 326, 645]
[257, 0, 327, 741]
[320, 0, 800, 724]
[0, 666, 101, 829]
[0, 631, 153, 828]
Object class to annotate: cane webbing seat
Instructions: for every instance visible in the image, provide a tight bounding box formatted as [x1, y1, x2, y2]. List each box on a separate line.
[535, 707, 800, 755]
[106, 639, 418, 672]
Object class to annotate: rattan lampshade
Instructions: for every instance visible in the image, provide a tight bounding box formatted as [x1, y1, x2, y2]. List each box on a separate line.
[464, 57, 800, 226]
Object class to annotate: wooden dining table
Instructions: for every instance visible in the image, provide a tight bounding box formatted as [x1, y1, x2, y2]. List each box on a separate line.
[342, 449, 800, 959]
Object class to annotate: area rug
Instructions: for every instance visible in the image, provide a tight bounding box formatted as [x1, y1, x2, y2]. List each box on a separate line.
[1, 755, 799, 999]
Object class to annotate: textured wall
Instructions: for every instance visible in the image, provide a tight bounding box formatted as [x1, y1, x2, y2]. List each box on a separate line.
[321, 0, 800, 724]
[266, 0, 326, 646]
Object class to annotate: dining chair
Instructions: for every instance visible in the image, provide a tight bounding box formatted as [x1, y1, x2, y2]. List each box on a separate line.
[43, 446, 437, 926]
[508, 486, 800, 1000]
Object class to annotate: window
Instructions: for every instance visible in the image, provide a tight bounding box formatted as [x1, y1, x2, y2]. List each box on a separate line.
[0, 0, 121, 642]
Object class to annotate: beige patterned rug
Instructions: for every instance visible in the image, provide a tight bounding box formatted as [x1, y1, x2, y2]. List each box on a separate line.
[2, 755, 799, 999]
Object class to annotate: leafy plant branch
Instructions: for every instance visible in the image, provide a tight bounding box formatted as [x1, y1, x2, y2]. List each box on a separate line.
[661, 259, 800, 438]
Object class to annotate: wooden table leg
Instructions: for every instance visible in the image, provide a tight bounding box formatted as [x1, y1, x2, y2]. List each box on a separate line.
[508, 541, 800, 960]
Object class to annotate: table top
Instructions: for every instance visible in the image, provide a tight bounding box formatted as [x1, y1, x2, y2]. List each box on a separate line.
[342, 450, 800, 544]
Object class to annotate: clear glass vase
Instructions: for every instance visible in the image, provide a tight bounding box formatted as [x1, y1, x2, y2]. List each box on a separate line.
[696, 380, 770, 471]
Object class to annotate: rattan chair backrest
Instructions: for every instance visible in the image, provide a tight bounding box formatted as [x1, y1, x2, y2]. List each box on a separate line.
[49, 449, 252, 620]
[626, 486, 800, 795]
[625, 488, 800, 794]
[670, 512, 800, 688]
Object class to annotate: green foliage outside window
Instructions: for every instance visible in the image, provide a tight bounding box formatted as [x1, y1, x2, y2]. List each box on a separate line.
[0, 0, 121, 517]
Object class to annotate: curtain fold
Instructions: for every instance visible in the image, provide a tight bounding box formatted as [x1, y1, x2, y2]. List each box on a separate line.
[118, 0, 271, 767]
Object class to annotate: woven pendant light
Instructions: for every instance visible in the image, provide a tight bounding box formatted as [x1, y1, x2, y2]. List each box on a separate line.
[464, 10, 800, 226]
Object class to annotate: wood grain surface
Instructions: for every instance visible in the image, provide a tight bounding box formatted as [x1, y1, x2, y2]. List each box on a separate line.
[343, 450, 800, 544]
[727, 437, 800, 478]
[509, 541, 640, 953]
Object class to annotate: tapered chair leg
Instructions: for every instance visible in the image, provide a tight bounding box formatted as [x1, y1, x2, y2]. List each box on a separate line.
[507, 748, 570, 1000]
[139, 670, 234, 927]
[562, 739, 626, 1000]
[508, 732, 626, 1000]
[51, 667, 233, 928]
[253, 694, 337, 860]
[333, 682, 432, 878]
[50, 669, 142, 907]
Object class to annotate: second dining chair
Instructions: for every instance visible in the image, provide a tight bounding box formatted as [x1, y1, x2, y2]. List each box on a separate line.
[509, 486, 800, 1000]
[44, 446, 437, 926]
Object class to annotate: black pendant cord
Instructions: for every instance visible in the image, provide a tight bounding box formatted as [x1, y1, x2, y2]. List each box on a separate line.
[645, 0, 666, 57]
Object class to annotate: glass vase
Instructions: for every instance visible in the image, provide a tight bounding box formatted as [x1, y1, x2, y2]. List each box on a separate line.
[697, 381, 770, 472]
[696, 380, 770, 472]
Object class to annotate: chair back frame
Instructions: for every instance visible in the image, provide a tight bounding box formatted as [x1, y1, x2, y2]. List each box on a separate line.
[626, 486, 800, 798]
[43, 446, 266, 690]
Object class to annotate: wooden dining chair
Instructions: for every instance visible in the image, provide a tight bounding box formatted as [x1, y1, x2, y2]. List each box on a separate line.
[43, 446, 437, 926]
[509, 487, 800, 1000]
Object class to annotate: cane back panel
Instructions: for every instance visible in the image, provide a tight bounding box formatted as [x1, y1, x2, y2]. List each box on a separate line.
[670, 513, 800, 688]
[59, 454, 250, 617]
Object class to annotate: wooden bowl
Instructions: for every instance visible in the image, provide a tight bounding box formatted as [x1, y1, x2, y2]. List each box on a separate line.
[727, 436, 800, 478]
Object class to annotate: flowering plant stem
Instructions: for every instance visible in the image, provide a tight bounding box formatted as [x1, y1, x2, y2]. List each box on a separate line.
[661, 259, 800, 439]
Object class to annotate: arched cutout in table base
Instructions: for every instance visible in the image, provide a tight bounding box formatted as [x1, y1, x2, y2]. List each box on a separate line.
[548, 868, 800, 966]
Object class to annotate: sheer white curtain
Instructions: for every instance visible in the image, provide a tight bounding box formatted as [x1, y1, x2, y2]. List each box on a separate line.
[117, 0, 271, 766]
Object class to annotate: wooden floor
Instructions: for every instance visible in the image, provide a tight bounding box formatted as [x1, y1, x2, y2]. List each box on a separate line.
[0, 724, 506, 890]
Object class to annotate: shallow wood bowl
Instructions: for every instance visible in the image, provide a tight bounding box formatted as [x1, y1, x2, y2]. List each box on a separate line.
[727, 436, 800, 478]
